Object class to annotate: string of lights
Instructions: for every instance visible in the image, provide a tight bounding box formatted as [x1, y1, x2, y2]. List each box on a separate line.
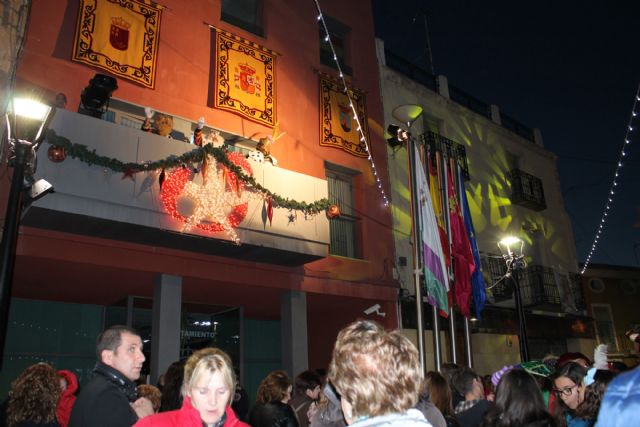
[312, 0, 389, 207]
[581, 83, 640, 274]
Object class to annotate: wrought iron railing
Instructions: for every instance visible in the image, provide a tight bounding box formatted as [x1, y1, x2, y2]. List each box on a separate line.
[501, 112, 535, 142]
[384, 49, 438, 91]
[448, 84, 491, 119]
[480, 254, 585, 313]
[420, 131, 470, 179]
[509, 168, 547, 211]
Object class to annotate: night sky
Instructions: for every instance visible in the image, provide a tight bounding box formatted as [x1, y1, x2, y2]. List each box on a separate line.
[373, 0, 640, 268]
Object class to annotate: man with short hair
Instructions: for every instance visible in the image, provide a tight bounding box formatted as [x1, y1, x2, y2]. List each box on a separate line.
[69, 325, 153, 427]
[289, 370, 322, 427]
[452, 367, 491, 427]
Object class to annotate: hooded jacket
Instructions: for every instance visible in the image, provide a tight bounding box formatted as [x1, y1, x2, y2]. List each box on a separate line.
[56, 370, 78, 427]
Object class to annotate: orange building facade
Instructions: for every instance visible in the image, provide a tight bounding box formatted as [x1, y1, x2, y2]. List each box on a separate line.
[2, 0, 398, 397]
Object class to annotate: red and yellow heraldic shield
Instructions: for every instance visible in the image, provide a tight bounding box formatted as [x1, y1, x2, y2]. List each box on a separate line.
[213, 30, 276, 128]
[72, 0, 162, 88]
[319, 74, 369, 158]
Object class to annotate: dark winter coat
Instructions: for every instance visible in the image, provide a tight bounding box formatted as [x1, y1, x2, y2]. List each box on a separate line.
[68, 362, 139, 427]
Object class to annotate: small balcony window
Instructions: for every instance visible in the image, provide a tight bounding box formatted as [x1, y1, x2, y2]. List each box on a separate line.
[326, 164, 358, 258]
[509, 168, 546, 211]
[319, 15, 352, 75]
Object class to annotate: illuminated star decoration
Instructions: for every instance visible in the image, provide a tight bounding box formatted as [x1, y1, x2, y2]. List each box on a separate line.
[161, 153, 260, 244]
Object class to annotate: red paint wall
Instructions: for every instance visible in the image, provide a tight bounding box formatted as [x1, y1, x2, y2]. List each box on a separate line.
[17, 0, 395, 294]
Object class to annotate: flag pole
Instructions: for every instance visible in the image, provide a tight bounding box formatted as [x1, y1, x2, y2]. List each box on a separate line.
[408, 136, 427, 373]
[456, 164, 474, 368]
[440, 151, 458, 365]
[423, 144, 442, 371]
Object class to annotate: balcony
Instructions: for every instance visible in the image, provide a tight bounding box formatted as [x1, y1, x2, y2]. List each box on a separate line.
[481, 254, 585, 314]
[509, 168, 546, 211]
[25, 109, 330, 266]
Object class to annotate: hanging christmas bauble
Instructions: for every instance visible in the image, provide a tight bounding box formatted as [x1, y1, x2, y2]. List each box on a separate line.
[48, 145, 66, 163]
[326, 204, 341, 218]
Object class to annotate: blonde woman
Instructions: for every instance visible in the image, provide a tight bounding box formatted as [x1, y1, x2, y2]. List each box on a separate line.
[134, 348, 248, 427]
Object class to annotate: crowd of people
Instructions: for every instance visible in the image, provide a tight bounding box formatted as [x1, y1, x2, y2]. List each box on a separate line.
[1, 322, 639, 427]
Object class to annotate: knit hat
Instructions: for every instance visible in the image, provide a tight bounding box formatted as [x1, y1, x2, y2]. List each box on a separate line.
[491, 365, 516, 387]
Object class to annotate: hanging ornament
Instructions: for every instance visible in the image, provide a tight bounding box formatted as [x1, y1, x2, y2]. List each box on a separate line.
[267, 197, 273, 226]
[47, 145, 66, 163]
[201, 153, 208, 183]
[159, 168, 166, 188]
[122, 167, 137, 181]
[326, 204, 341, 218]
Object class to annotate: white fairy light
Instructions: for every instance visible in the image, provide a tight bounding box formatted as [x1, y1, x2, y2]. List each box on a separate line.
[313, 0, 390, 207]
[581, 83, 639, 274]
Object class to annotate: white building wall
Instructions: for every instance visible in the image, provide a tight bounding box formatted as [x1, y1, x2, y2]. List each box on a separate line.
[375, 39, 579, 297]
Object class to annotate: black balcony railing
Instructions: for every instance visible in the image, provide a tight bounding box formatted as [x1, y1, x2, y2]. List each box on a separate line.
[480, 254, 584, 313]
[501, 112, 535, 142]
[569, 274, 586, 312]
[518, 265, 561, 309]
[384, 49, 437, 91]
[421, 131, 470, 179]
[509, 168, 546, 211]
[448, 84, 491, 119]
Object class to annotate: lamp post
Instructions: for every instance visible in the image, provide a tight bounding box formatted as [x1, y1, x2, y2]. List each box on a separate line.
[0, 98, 54, 368]
[498, 236, 530, 362]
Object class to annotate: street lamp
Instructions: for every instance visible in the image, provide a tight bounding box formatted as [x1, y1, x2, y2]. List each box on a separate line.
[0, 97, 55, 368]
[498, 235, 530, 362]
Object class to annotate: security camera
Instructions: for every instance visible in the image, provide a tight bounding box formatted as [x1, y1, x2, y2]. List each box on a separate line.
[364, 304, 381, 315]
[363, 304, 386, 317]
[29, 178, 54, 201]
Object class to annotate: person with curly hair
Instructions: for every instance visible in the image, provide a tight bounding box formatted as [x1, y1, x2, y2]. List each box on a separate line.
[7, 363, 61, 427]
[249, 370, 299, 427]
[328, 320, 431, 427]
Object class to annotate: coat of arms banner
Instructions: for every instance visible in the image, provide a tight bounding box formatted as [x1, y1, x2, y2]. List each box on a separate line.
[319, 74, 369, 158]
[72, 0, 162, 88]
[213, 29, 276, 127]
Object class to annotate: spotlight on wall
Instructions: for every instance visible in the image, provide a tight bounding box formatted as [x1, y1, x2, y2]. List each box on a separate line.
[79, 73, 118, 118]
[386, 124, 409, 149]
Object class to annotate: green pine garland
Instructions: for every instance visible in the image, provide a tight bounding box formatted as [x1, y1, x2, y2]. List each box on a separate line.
[45, 129, 331, 215]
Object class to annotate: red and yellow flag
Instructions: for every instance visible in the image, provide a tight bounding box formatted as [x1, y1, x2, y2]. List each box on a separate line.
[213, 29, 276, 127]
[319, 74, 369, 158]
[72, 0, 162, 88]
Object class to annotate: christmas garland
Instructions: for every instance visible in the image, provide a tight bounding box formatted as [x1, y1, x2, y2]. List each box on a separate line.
[45, 129, 331, 215]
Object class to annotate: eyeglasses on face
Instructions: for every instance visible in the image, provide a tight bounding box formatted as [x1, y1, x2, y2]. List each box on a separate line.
[554, 384, 578, 397]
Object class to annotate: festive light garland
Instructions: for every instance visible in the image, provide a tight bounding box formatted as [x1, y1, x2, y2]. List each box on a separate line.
[45, 129, 331, 215]
[160, 153, 252, 243]
[581, 83, 640, 274]
[313, 0, 390, 207]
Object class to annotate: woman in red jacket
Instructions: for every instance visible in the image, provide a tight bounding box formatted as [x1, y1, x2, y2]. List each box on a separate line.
[56, 370, 78, 427]
[134, 348, 248, 427]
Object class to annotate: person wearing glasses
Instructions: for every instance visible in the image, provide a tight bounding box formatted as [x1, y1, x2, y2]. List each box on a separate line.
[552, 362, 591, 427]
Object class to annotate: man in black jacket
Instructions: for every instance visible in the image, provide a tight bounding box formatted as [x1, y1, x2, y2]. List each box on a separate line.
[452, 367, 491, 427]
[69, 325, 154, 427]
